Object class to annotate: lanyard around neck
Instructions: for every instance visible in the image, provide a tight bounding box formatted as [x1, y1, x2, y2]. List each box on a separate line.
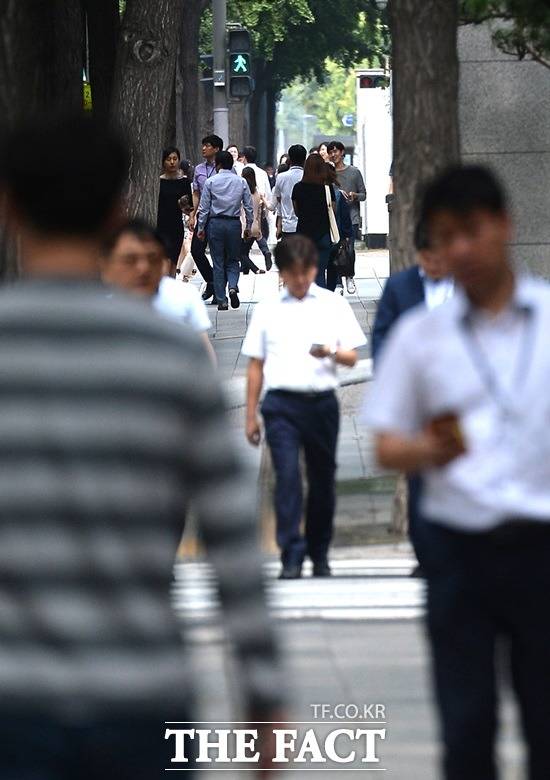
[460, 307, 534, 416]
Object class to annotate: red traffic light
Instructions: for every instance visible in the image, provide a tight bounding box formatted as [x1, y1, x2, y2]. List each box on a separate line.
[359, 75, 389, 89]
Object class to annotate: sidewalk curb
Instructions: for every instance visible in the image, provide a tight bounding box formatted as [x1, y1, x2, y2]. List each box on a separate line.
[224, 359, 373, 410]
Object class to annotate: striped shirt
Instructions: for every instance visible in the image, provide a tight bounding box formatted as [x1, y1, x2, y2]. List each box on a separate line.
[0, 277, 283, 718]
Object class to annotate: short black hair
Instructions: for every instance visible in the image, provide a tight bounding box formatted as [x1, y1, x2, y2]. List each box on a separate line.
[288, 144, 307, 166]
[0, 114, 128, 237]
[274, 235, 318, 271]
[419, 165, 507, 227]
[215, 150, 234, 170]
[202, 134, 224, 151]
[179, 159, 192, 175]
[102, 218, 168, 257]
[242, 146, 257, 163]
[326, 140, 345, 153]
[162, 146, 180, 163]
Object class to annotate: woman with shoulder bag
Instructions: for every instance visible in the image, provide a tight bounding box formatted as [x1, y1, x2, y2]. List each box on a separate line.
[291, 153, 337, 288]
[325, 163, 354, 294]
[240, 167, 273, 274]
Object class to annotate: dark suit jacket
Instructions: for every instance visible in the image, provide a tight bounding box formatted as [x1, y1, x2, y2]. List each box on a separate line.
[372, 265, 425, 363]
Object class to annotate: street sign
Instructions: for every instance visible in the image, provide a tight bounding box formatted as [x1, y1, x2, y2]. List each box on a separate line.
[213, 69, 226, 87]
[83, 81, 92, 111]
[231, 52, 251, 75]
[342, 114, 355, 127]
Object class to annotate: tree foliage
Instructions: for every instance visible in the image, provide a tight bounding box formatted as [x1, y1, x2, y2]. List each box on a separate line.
[279, 60, 361, 140]
[461, 0, 550, 69]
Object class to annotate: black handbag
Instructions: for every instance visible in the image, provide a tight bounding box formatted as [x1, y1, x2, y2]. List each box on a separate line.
[332, 238, 353, 273]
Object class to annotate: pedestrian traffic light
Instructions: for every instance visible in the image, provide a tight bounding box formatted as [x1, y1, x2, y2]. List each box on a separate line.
[228, 28, 253, 98]
[359, 74, 389, 89]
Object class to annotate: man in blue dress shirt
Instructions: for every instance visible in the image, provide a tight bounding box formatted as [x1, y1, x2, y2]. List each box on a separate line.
[197, 150, 253, 310]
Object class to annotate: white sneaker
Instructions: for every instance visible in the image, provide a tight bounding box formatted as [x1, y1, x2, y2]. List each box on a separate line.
[335, 284, 344, 296]
[346, 277, 357, 294]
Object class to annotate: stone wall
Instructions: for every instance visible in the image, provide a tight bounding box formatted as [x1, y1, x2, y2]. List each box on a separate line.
[458, 23, 550, 277]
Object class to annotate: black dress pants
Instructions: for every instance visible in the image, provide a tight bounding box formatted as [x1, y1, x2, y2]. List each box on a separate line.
[261, 390, 339, 567]
[190, 231, 213, 289]
[424, 521, 550, 780]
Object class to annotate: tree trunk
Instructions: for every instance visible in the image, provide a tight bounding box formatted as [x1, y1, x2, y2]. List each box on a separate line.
[85, 0, 119, 121]
[387, 0, 460, 539]
[111, 0, 184, 221]
[0, 0, 84, 281]
[179, 0, 208, 162]
[389, 0, 460, 272]
[265, 85, 277, 166]
[50, 0, 85, 112]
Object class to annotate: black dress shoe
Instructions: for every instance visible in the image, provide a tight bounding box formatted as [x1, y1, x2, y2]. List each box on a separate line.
[217, 302, 228, 311]
[279, 565, 302, 580]
[229, 288, 240, 309]
[312, 561, 332, 577]
[201, 286, 214, 301]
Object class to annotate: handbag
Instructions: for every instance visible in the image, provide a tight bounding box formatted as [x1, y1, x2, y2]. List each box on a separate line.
[332, 238, 353, 273]
[325, 185, 340, 244]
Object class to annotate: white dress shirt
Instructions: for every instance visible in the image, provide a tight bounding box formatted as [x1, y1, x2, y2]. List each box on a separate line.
[245, 163, 271, 200]
[272, 166, 304, 232]
[243, 283, 366, 392]
[364, 275, 550, 531]
[153, 277, 211, 333]
[419, 269, 454, 311]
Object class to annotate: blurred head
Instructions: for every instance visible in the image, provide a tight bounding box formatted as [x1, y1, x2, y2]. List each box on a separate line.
[279, 153, 289, 167]
[274, 235, 318, 299]
[318, 143, 329, 161]
[327, 140, 345, 166]
[242, 166, 257, 194]
[308, 148, 319, 156]
[302, 153, 327, 185]
[215, 150, 235, 171]
[288, 144, 307, 167]
[179, 159, 193, 177]
[419, 165, 511, 294]
[202, 135, 223, 161]
[242, 146, 257, 164]
[178, 194, 193, 215]
[266, 164, 274, 177]
[0, 114, 127, 242]
[162, 147, 180, 175]
[226, 144, 239, 162]
[414, 219, 447, 281]
[277, 163, 289, 175]
[101, 219, 167, 298]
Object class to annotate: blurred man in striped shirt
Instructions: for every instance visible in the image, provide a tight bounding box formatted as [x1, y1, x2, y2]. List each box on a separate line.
[0, 115, 284, 779]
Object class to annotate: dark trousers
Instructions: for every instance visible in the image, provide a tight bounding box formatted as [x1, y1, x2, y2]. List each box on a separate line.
[407, 474, 427, 566]
[314, 233, 333, 289]
[261, 390, 339, 566]
[207, 218, 241, 304]
[190, 230, 213, 289]
[424, 521, 550, 780]
[0, 712, 195, 779]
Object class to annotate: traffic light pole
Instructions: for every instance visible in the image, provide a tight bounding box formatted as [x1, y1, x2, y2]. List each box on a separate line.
[213, 0, 229, 144]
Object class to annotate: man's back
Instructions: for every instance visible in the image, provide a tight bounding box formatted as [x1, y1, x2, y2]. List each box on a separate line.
[0, 277, 277, 718]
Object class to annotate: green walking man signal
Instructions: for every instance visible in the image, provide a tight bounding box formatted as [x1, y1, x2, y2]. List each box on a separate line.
[231, 53, 250, 74]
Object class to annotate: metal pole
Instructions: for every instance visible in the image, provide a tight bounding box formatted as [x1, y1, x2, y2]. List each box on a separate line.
[213, 0, 229, 144]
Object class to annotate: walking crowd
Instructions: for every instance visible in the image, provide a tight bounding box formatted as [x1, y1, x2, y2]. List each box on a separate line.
[1, 111, 549, 780]
[155, 135, 365, 309]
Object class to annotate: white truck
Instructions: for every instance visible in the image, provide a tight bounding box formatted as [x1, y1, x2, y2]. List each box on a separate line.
[354, 68, 392, 248]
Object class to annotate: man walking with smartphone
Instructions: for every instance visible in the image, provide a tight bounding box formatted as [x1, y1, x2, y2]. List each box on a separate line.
[365, 165, 550, 780]
[243, 235, 366, 579]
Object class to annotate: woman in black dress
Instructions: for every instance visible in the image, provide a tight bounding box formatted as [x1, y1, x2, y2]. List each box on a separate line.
[157, 147, 192, 275]
[291, 153, 336, 288]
